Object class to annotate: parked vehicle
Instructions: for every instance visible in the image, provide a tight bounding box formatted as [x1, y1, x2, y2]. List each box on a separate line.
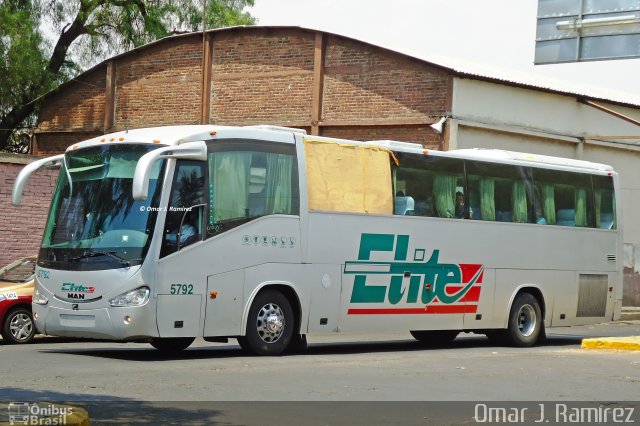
[0, 256, 36, 344]
[11, 125, 622, 355]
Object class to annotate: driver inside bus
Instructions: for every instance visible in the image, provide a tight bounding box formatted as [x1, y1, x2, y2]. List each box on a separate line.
[165, 212, 199, 248]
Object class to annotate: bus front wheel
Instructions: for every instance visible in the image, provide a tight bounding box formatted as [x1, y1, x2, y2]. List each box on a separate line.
[150, 337, 195, 353]
[504, 292, 543, 347]
[238, 289, 294, 356]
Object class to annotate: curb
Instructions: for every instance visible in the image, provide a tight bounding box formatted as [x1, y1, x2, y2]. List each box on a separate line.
[581, 336, 640, 351]
[620, 311, 640, 321]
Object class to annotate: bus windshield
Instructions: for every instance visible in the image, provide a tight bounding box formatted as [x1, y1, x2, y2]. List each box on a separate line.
[39, 144, 165, 271]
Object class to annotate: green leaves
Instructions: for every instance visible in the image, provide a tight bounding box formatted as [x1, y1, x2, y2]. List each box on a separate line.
[0, 0, 257, 151]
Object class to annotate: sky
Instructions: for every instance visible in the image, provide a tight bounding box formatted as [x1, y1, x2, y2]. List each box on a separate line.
[249, 0, 640, 102]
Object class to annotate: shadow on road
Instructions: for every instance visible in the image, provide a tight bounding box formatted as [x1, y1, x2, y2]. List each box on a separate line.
[36, 333, 584, 361]
[0, 389, 226, 425]
[0, 394, 482, 426]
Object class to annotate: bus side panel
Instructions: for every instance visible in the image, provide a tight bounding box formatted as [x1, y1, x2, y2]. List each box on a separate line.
[338, 268, 465, 333]
[463, 268, 497, 329]
[493, 269, 563, 329]
[204, 269, 245, 337]
[551, 270, 618, 326]
[305, 264, 342, 334]
[157, 294, 202, 337]
[307, 213, 471, 333]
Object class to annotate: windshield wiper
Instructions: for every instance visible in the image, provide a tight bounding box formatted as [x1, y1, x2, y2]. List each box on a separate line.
[70, 250, 130, 268]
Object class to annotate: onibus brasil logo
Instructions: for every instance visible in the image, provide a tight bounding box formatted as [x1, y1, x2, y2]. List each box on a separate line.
[345, 233, 484, 315]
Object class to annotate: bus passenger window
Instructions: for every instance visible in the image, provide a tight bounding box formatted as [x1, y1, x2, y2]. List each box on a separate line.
[533, 169, 593, 228]
[466, 162, 532, 223]
[593, 175, 616, 229]
[393, 152, 464, 219]
[206, 140, 299, 238]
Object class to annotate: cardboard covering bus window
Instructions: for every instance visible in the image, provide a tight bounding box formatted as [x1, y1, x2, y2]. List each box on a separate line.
[304, 140, 394, 214]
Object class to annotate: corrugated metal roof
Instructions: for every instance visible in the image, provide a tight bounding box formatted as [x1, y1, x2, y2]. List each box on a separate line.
[395, 52, 640, 108]
[310, 25, 640, 108]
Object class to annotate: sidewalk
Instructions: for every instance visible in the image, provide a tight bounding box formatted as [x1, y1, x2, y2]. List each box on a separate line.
[620, 306, 640, 321]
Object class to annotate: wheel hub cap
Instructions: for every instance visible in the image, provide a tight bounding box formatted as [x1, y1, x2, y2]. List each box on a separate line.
[10, 313, 33, 342]
[256, 303, 285, 343]
[517, 304, 536, 337]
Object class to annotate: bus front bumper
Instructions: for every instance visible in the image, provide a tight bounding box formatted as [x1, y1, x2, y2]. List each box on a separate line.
[33, 303, 158, 341]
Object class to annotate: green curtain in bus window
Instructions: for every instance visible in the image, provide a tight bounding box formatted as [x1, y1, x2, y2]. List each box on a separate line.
[434, 174, 456, 218]
[480, 178, 495, 221]
[574, 188, 587, 227]
[210, 151, 251, 221]
[265, 153, 293, 215]
[542, 184, 556, 225]
[512, 181, 528, 223]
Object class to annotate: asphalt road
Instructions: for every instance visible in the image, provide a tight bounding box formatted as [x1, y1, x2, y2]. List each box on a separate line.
[1, 321, 639, 424]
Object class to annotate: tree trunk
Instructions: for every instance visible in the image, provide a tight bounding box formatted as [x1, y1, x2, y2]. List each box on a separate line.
[0, 102, 36, 151]
[0, 3, 90, 151]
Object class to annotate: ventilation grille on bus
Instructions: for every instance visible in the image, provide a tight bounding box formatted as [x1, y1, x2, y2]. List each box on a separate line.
[576, 274, 608, 317]
[606, 254, 616, 264]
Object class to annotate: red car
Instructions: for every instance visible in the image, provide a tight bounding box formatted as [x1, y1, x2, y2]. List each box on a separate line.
[0, 256, 37, 344]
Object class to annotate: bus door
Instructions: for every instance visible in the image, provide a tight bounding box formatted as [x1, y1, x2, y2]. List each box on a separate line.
[156, 160, 207, 337]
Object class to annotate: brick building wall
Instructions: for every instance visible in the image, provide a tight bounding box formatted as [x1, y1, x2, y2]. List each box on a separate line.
[322, 36, 450, 122]
[0, 156, 58, 267]
[34, 27, 452, 153]
[115, 38, 203, 129]
[211, 29, 316, 125]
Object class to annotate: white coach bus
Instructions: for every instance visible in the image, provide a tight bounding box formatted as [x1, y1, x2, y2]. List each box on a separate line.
[12, 125, 622, 355]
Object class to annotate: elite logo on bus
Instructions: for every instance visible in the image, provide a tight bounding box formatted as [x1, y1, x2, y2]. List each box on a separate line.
[344, 233, 484, 315]
[61, 282, 95, 300]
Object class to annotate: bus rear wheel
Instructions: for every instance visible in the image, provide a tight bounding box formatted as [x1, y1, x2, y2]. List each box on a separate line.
[410, 330, 459, 345]
[150, 337, 195, 353]
[504, 292, 543, 347]
[238, 289, 294, 356]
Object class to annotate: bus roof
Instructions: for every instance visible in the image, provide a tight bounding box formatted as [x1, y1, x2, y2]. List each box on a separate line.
[361, 139, 613, 173]
[67, 125, 303, 151]
[68, 125, 614, 173]
[441, 148, 614, 173]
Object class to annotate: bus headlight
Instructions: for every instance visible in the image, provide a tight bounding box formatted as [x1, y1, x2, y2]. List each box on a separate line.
[109, 287, 150, 307]
[33, 288, 49, 305]
[0, 294, 5, 303]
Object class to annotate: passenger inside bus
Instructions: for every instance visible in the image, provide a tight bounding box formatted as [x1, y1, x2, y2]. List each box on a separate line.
[455, 191, 465, 219]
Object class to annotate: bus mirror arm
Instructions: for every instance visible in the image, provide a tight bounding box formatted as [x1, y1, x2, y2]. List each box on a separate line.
[132, 141, 207, 201]
[12, 154, 65, 206]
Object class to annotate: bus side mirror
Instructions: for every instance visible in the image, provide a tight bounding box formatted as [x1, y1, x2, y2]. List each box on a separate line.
[132, 141, 207, 201]
[12, 154, 64, 206]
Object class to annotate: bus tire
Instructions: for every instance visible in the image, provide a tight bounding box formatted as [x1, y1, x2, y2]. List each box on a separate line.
[410, 330, 459, 345]
[238, 289, 294, 356]
[1, 307, 35, 344]
[150, 337, 194, 353]
[284, 333, 308, 354]
[505, 292, 543, 347]
[485, 330, 507, 345]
